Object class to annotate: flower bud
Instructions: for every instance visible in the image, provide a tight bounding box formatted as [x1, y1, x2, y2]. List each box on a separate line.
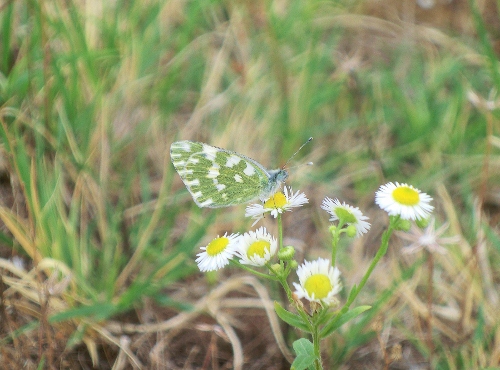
[415, 217, 430, 229]
[278, 246, 295, 261]
[269, 263, 283, 275]
[328, 225, 337, 235]
[396, 219, 411, 232]
[346, 225, 357, 238]
[289, 260, 299, 269]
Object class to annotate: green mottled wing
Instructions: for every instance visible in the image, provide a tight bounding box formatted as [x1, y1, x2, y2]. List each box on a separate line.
[170, 141, 270, 208]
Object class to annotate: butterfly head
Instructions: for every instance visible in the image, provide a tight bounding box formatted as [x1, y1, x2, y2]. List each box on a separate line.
[261, 138, 312, 201]
[274, 169, 289, 183]
[261, 169, 288, 201]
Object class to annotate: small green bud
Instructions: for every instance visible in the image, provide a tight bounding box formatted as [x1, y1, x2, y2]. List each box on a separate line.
[328, 225, 337, 235]
[289, 260, 299, 269]
[346, 224, 357, 238]
[269, 263, 283, 275]
[205, 270, 219, 285]
[278, 246, 295, 261]
[396, 219, 411, 232]
[389, 215, 398, 224]
[415, 217, 430, 229]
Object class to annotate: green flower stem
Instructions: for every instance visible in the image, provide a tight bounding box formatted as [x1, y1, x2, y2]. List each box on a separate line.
[312, 324, 323, 370]
[276, 208, 323, 369]
[271, 263, 315, 341]
[276, 273, 294, 300]
[309, 308, 329, 370]
[276, 284, 321, 366]
[230, 259, 278, 280]
[328, 219, 396, 329]
[426, 249, 434, 366]
[352, 222, 394, 298]
[274, 216, 316, 335]
[277, 213, 284, 250]
[330, 222, 343, 266]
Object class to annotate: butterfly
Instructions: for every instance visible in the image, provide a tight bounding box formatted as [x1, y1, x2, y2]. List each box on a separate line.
[170, 141, 289, 208]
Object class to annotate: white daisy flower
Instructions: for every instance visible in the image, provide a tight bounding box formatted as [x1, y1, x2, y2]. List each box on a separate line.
[245, 187, 308, 225]
[234, 227, 277, 266]
[375, 182, 433, 220]
[321, 197, 371, 237]
[195, 233, 239, 272]
[397, 218, 460, 255]
[293, 258, 342, 306]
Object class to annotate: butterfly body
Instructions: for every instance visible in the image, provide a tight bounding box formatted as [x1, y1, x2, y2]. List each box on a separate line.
[170, 141, 288, 208]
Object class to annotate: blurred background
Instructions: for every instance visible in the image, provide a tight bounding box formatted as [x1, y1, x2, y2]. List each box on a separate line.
[1, 0, 500, 369]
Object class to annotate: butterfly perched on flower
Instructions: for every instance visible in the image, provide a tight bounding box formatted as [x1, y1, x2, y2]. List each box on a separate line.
[170, 141, 290, 208]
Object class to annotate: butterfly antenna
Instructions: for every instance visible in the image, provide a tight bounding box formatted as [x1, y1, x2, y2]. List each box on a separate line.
[286, 161, 314, 170]
[283, 137, 313, 169]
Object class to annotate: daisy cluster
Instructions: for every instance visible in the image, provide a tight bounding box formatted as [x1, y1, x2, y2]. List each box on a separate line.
[195, 182, 440, 306]
[196, 227, 277, 272]
[196, 187, 311, 272]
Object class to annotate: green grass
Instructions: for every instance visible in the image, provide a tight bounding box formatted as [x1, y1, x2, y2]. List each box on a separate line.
[1, 0, 500, 368]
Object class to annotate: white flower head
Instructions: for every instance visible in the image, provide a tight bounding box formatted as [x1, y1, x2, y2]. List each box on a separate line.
[235, 227, 277, 266]
[321, 197, 371, 237]
[245, 187, 308, 225]
[375, 182, 433, 220]
[293, 258, 342, 306]
[397, 217, 460, 255]
[195, 232, 239, 272]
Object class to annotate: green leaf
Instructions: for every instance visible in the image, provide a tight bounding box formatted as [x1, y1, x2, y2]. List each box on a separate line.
[274, 301, 310, 332]
[320, 305, 371, 338]
[315, 309, 336, 327]
[49, 302, 117, 323]
[347, 284, 358, 302]
[36, 357, 46, 370]
[65, 324, 87, 350]
[0, 320, 39, 346]
[291, 338, 316, 370]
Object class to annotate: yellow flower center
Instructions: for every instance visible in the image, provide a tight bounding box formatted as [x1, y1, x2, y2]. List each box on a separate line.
[206, 237, 229, 256]
[304, 274, 332, 299]
[392, 186, 420, 206]
[264, 192, 287, 209]
[247, 240, 270, 258]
